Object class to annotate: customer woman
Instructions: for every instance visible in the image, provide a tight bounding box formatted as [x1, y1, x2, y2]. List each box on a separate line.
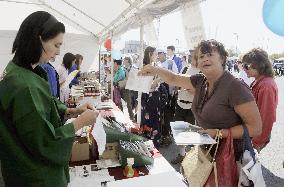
[0, 11, 98, 187]
[140, 39, 262, 156]
[242, 48, 278, 152]
[140, 46, 163, 147]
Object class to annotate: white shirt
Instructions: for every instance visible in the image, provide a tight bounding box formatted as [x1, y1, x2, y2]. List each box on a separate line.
[158, 59, 178, 95]
[158, 59, 178, 73]
[100, 62, 106, 83]
[56, 64, 70, 104]
[168, 55, 174, 61]
[238, 70, 255, 86]
[177, 66, 200, 109]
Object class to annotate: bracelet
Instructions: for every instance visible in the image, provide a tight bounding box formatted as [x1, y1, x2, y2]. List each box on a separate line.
[216, 129, 223, 139]
[219, 129, 223, 139]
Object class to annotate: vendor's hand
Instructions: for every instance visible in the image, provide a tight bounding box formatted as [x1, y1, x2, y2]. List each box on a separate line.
[198, 129, 218, 138]
[72, 109, 99, 131]
[75, 103, 95, 114]
[138, 64, 157, 76]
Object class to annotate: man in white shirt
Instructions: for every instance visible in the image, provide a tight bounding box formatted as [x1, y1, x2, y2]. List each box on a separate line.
[158, 52, 178, 73]
[120, 57, 138, 120]
[167, 45, 183, 73]
[158, 51, 178, 95]
[99, 57, 106, 84]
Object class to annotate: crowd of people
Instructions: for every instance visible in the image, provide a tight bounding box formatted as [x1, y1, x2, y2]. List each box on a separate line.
[110, 41, 278, 164]
[0, 10, 280, 186]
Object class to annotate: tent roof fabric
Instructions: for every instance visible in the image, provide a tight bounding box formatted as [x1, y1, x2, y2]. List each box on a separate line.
[28, 0, 192, 42]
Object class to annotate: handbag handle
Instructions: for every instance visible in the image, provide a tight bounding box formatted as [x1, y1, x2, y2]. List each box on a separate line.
[242, 125, 256, 163]
[205, 130, 221, 160]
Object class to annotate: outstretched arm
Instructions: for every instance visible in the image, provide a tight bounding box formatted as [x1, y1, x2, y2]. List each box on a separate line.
[139, 64, 195, 90]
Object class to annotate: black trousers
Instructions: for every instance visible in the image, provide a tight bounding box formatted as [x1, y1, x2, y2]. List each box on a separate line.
[161, 95, 176, 136]
[174, 104, 195, 125]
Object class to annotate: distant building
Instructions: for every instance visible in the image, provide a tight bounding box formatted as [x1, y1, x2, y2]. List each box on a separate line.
[122, 40, 145, 54]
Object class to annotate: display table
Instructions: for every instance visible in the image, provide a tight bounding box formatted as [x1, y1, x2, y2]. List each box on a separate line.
[68, 150, 187, 187]
[68, 92, 186, 187]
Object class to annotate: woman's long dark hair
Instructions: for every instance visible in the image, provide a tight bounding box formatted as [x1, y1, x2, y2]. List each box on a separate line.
[12, 11, 65, 70]
[143, 46, 156, 65]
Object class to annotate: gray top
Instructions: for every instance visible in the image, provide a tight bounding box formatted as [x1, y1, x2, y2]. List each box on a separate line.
[190, 71, 254, 129]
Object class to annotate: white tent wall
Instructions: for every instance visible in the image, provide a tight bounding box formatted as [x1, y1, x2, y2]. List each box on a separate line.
[0, 30, 99, 73]
[0, 31, 14, 74]
[60, 33, 99, 72]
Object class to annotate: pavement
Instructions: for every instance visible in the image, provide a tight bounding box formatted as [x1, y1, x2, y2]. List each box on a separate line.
[160, 76, 284, 187]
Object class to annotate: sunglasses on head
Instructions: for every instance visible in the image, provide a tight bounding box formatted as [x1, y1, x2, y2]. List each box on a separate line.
[242, 63, 253, 70]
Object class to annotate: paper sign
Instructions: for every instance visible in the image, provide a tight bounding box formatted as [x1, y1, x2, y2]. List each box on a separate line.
[63, 70, 79, 89]
[170, 121, 216, 145]
[125, 68, 154, 93]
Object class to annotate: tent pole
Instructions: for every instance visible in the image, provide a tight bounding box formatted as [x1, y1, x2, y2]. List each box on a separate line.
[110, 51, 113, 100]
[98, 45, 101, 84]
[137, 24, 144, 125]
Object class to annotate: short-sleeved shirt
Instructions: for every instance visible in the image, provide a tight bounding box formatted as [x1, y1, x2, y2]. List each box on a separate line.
[113, 66, 126, 83]
[190, 71, 254, 129]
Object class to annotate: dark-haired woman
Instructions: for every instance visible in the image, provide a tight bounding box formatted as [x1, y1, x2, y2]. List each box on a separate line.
[57, 52, 76, 103]
[139, 40, 262, 184]
[242, 48, 278, 152]
[140, 46, 163, 147]
[0, 11, 98, 187]
[69, 54, 83, 88]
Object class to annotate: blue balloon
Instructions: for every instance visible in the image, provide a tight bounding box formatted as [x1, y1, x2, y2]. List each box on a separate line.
[111, 50, 122, 60]
[263, 0, 284, 36]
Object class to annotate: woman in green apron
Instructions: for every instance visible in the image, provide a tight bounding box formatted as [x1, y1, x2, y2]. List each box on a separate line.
[0, 11, 98, 187]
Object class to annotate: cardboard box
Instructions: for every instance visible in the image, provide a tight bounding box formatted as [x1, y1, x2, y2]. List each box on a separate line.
[71, 137, 90, 161]
[101, 142, 119, 159]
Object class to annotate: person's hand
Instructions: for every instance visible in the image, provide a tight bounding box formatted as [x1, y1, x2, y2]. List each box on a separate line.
[150, 77, 160, 90]
[72, 109, 99, 131]
[198, 129, 218, 138]
[138, 64, 157, 76]
[75, 103, 95, 114]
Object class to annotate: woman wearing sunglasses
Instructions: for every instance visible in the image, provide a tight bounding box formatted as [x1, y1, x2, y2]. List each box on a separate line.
[242, 48, 278, 152]
[139, 40, 262, 167]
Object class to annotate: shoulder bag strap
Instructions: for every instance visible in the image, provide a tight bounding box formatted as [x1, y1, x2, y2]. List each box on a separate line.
[242, 125, 256, 163]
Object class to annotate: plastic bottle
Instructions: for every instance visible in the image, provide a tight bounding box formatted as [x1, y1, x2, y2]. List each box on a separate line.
[124, 158, 134, 178]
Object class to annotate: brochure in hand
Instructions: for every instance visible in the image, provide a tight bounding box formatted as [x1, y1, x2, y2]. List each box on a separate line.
[170, 121, 216, 145]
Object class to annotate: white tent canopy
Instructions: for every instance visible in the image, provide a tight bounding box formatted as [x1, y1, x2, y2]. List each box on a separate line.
[0, 0, 204, 73]
[28, 0, 193, 42]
